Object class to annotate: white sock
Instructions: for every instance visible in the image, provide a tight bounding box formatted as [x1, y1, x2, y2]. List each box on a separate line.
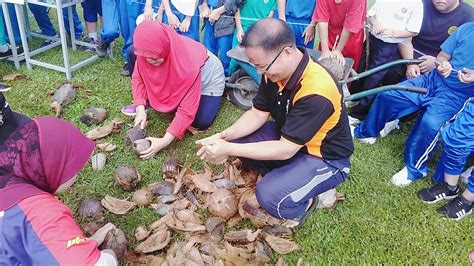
[88, 32, 98, 41]
[0, 45, 9, 53]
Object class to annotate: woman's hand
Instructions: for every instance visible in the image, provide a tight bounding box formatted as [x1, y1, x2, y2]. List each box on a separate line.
[134, 105, 147, 129]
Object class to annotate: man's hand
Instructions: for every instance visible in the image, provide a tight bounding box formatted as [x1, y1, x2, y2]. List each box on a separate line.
[406, 64, 421, 79]
[179, 16, 192, 32]
[437, 61, 452, 78]
[458, 68, 474, 83]
[196, 138, 230, 164]
[139, 137, 169, 159]
[134, 105, 147, 129]
[302, 24, 315, 45]
[418, 55, 436, 73]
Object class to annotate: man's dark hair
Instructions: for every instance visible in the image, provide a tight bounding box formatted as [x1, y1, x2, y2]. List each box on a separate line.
[241, 18, 296, 53]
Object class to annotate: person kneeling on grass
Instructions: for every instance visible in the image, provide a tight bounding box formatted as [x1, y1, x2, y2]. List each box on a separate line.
[417, 68, 474, 221]
[196, 18, 354, 228]
[0, 93, 117, 265]
[352, 22, 474, 187]
[125, 21, 225, 160]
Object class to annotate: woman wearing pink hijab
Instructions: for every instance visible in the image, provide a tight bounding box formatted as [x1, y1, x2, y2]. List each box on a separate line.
[127, 21, 225, 159]
[0, 93, 117, 266]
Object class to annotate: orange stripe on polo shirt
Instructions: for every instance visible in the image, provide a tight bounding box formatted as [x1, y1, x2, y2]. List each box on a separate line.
[293, 61, 342, 157]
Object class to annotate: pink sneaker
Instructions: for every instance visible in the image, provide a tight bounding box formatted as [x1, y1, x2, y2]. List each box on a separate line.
[121, 103, 149, 117]
[121, 104, 137, 117]
[470, 251, 474, 264]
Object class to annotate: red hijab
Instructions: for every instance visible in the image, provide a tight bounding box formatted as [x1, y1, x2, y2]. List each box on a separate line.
[132, 21, 208, 112]
[0, 116, 94, 211]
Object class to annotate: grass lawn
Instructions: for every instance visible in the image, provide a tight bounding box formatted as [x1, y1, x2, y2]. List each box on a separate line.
[1, 3, 474, 264]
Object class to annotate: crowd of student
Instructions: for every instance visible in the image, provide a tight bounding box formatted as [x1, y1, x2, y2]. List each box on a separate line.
[1, 0, 474, 264]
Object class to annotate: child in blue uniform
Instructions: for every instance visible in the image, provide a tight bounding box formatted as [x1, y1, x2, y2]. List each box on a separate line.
[162, 0, 200, 41]
[81, 0, 102, 49]
[353, 22, 474, 187]
[97, 0, 158, 76]
[276, 0, 317, 48]
[417, 68, 474, 221]
[201, 0, 244, 76]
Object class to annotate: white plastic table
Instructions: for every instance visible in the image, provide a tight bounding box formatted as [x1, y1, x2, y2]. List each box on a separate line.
[1, 0, 101, 80]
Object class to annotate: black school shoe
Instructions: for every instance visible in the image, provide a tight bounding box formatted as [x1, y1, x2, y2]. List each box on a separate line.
[437, 195, 473, 221]
[96, 41, 111, 58]
[417, 182, 459, 204]
[121, 63, 130, 77]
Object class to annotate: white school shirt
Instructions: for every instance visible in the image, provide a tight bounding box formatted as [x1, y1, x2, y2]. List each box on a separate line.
[368, 0, 424, 43]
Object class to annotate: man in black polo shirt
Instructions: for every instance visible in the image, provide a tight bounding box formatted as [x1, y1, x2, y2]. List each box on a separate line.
[196, 18, 354, 227]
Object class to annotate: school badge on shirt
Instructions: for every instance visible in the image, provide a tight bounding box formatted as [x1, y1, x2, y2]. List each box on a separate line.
[67, 236, 86, 248]
[448, 26, 458, 35]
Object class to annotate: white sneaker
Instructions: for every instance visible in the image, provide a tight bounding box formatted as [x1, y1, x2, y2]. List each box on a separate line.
[348, 115, 361, 126]
[380, 119, 400, 138]
[350, 124, 377, 144]
[391, 167, 412, 187]
[460, 166, 473, 184]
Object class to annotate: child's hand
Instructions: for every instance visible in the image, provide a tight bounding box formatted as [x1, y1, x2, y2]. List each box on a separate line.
[179, 16, 191, 32]
[144, 5, 154, 20]
[302, 24, 315, 45]
[370, 20, 384, 35]
[330, 50, 346, 66]
[458, 68, 474, 83]
[236, 29, 244, 43]
[437, 61, 452, 78]
[200, 3, 211, 18]
[406, 64, 421, 79]
[209, 9, 221, 23]
[418, 55, 436, 73]
[380, 29, 394, 37]
[168, 13, 181, 29]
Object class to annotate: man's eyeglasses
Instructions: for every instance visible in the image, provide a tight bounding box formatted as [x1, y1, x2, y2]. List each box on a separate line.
[252, 46, 292, 74]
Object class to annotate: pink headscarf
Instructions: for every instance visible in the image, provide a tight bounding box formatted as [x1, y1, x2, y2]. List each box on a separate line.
[0, 116, 94, 211]
[132, 21, 208, 111]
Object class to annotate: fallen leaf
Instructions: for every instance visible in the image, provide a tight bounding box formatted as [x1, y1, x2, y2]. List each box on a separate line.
[96, 142, 117, 152]
[85, 119, 122, 140]
[3, 73, 26, 81]
[101, 195, 136, 215]
[134, 229, 171, 253]
[263, 233, 299, 255]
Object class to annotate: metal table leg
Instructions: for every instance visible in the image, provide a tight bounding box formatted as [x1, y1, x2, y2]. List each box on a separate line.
[2, 3, 20, 68]
[55, 0, 72, 80]
[67, 4, 77, 51]
[14, 3, 31, 70]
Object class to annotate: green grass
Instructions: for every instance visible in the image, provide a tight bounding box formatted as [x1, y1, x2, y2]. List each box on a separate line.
[1, 4, 474, 264]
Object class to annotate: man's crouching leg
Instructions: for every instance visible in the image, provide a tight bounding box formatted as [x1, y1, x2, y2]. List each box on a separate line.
[255, 153, 350, 220]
